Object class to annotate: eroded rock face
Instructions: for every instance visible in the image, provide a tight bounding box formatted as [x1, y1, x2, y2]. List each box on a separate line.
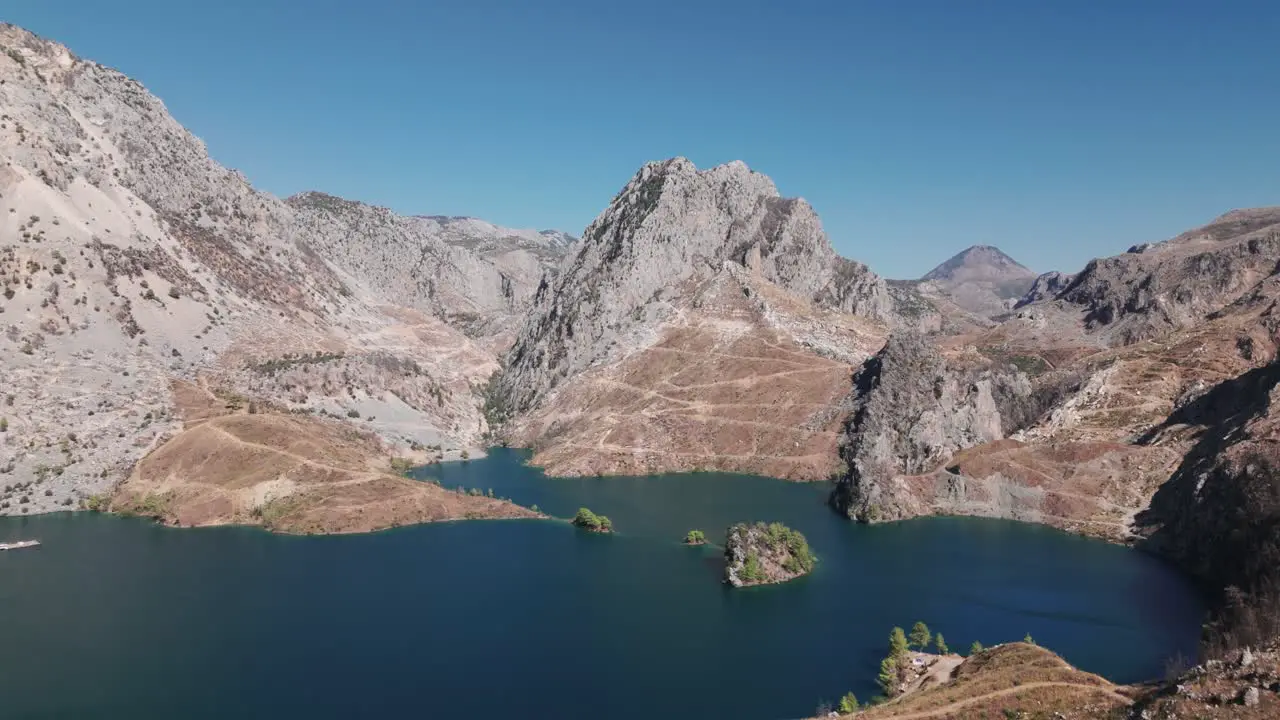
[497, 157, 924, 417]
[1015, 270, 1075, 308]
[831, 332, 1032, 522]
[0, 23, 568, 516]
[489, 158, 924, 478]
[722, 522, 816, 587]
[1053, 208, 1280, 344]
[288, 192, 571, 337]
[1135, 360, 1280, 653]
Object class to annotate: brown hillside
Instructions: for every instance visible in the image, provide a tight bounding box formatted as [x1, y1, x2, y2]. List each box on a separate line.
[836, 644, 1134, 720]
[111, 381, 538, 534]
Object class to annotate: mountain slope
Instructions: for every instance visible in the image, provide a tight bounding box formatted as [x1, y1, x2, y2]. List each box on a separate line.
[833, 206, 1280, 654]
[492, 158, 907, 479]
[909, 244, 1038, 321]
[0, 24, 566, 523]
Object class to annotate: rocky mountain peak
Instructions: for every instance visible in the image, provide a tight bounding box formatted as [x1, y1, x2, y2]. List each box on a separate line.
[906, 245, 1036, 320]
[921, 245, 1033, 285]
[495, 158, 901, 415]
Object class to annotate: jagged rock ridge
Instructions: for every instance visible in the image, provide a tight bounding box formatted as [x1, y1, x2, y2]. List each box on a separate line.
[498, 157, 922, 416]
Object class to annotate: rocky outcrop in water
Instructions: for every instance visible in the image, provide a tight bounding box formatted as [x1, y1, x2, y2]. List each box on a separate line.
[830, 332, 1033, 522]
[723, 522, 816, 587]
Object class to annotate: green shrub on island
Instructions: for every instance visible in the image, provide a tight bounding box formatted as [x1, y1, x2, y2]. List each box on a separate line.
[572, 507, 613, 533]
[683, 529, 706, 545]
[838, 692, 859, 713]
[970, 641, 984, 655]
[724, 521, 818, 587]
[740, 550, 764, 583]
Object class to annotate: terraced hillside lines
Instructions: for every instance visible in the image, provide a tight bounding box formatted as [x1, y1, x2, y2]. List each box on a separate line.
[502, 265, 890, 480]
[842, 644, 1132, 720]
[113, 381, 539, 534]
[514, 322, 855, 480]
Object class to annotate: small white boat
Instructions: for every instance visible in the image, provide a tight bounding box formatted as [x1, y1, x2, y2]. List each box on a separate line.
[0, 540, 40, 551]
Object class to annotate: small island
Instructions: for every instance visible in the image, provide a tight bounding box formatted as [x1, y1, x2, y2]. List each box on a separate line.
[723, 521, 816, 587]
[683, 529, 706, 545]
[571, 507, 613, 533]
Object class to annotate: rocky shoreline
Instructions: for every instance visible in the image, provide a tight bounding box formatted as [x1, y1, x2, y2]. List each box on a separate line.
[723, 522, 816, 587]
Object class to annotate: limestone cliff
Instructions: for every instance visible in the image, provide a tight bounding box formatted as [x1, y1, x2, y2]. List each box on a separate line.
[498, 157, 909, 416]
[0, 24, 567, 517]
[1044, 207, 1280, 344]
[830, 332, 1033, 522]
[491, 158, 912, 479]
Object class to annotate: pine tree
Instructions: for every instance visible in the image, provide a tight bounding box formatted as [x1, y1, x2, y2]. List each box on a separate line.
[1023, 633, 1035, 645]
[934, 633, 949, 654]
[839, 692, 859, 713]
[889, 627, 908, 658]
[909, 621, 932, 650]
[877, 655, 899, 697]
[969, 641, 984, 655]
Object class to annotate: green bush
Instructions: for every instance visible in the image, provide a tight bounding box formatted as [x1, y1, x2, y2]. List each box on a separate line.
[838, 692, 859, 713]
[761, 522, 816, 572]
[740, 550, 764, 582]
[970, 641, 984, 655]
[684, 529, 706, 544]
[572, 507, 611, 532]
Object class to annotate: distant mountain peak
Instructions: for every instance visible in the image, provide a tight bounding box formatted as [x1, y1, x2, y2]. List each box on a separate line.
[921, 245, 1032, 282]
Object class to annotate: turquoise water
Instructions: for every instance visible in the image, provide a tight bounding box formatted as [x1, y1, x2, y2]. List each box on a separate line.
[0, 448, 1203, 719]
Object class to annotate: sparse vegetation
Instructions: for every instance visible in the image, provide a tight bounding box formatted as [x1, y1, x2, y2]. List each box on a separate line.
[879, 626, 909, 697]
[838, 692, 859, 714]
[83, 495, 109, 512]
[683, 529, 706, 545]
[970, 641, 984, 655]
[245, 350, 345, 376]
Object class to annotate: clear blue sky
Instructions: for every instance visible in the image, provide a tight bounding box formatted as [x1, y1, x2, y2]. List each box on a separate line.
[6, 1, 1280, 278]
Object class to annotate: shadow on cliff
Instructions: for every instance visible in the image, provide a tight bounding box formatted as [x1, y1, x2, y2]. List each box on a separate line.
[1135, 360, 1280, 656]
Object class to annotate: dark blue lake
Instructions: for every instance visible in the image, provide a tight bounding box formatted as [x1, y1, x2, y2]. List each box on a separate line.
[0, 448, 1203, 719]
